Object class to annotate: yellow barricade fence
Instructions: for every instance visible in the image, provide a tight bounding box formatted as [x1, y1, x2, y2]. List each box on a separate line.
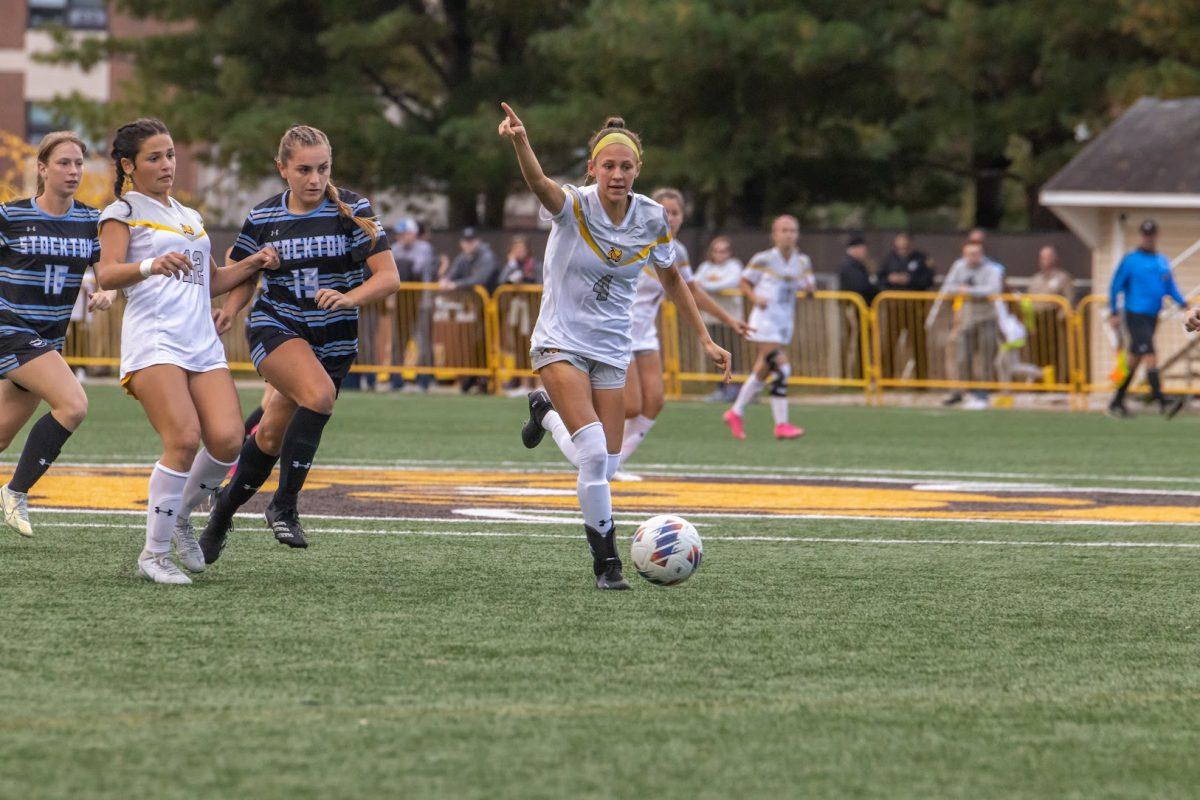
[673, 289, 873, 399]
[1075, 293, 1200, 400]
[59, 283, 1195, 405]
[870, 291, 1076, 397]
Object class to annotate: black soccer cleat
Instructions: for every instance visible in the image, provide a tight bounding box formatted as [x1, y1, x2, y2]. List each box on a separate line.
[199, 487, 235, 564]
[1106, 401, 1132, 419]
[586, 523, 630, 590]
[1163, 396, 1186, 419]
[521, 389, 554, 449]
[265, 504, 308, 549]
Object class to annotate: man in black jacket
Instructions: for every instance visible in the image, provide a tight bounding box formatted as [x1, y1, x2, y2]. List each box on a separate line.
[838, 234, 876, 304]
[878, 232, 933, 291]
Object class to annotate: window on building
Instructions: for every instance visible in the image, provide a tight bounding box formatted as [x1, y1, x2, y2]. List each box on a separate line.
[28, 0, 107, 30]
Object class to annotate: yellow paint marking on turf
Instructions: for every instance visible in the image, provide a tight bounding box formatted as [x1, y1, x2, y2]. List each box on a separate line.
[6, 466, 1199, 524]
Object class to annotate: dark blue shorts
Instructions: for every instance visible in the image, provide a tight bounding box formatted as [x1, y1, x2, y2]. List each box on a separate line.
[1125, 312, 1158, 356]
[247, 324, 355, 390]
[0, 331, 57, 388]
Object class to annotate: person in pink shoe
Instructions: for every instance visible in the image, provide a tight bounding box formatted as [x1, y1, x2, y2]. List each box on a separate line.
[723, 215, 813, 440]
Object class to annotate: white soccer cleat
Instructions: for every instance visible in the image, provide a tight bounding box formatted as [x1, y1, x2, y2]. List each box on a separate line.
[137, 551, 193, 585]
[611, 470, 644, 483]
[1, 484, 33, 537]
[172, 519, 207, 573]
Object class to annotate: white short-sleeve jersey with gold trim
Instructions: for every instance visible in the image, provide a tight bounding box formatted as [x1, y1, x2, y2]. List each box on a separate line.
[99, 191, 224, 379]
[742, 247, 814, 345]
[532, 184, 675, 369]
[629, 240, 693, 354]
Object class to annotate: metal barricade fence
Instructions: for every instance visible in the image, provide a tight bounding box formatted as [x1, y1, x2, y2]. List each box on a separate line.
[65, 284, 1195, 405]
[674, 290, 872, 398]
[870, 290, 1075, 396]
[1076, 293, 1200, 398]
[356, 282, 492, 379]
[490, 284, 542, 386]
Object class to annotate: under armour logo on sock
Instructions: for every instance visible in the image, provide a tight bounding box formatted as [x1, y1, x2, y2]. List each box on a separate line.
[291, 461, 312, 470]
[38, 458, 48, 466]
[199, 482, 214, 491]
[153, 507, 176, 516]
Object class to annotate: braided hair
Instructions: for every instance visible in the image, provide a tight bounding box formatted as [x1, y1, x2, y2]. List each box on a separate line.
[110, 118, 169, 212]
[276, 125, 379, 245]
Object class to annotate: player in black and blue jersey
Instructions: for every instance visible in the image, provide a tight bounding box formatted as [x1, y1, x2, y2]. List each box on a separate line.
[200, 125, 399, 560]
[0, 131, 116, 536]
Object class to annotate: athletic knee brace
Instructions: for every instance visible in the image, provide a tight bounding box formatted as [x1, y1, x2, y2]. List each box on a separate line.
[769, 362, 791, 397]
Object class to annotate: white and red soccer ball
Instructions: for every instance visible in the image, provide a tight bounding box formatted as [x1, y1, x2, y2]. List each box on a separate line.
[630, 514, 703, 586]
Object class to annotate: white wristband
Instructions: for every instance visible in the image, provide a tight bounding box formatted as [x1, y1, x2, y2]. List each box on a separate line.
[138, 258, 154, 278]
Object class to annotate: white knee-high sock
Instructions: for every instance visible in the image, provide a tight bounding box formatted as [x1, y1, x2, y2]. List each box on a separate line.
[573, 422, 612, 533]
[619, 415, 655, 466]
[543, 410, 580, 467]
[606, 453, 621, 481]
[144, 462, 188, 555]
[179, 447, 235, 521]
[770, 396, 789, 425]
[732, 376, 765, 416]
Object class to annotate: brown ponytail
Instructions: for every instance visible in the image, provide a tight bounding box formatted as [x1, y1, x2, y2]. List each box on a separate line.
[583, 116, 643, 186]
[35, 131, 87, 196]
[110, 118, 169, 212]
[277, 125, 379, 245]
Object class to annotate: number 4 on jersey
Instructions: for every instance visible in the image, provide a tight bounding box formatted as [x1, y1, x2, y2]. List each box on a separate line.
[592, 274, 614, 302]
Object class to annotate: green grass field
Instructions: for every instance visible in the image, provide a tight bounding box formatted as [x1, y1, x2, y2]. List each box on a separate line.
[3, 387, 1200, 799]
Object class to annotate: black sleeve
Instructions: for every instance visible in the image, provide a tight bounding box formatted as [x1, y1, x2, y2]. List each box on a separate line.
[910, 253, 934, 291]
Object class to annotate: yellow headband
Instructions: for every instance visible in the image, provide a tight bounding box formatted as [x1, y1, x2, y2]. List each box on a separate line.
[590, 132, 642, 161]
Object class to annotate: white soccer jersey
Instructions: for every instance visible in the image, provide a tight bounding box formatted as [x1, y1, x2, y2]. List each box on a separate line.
[98, 192, 225, 379]
[743, 247, 814, 345]
[629, 240, 693, 353]
[532, 184, 675, 369]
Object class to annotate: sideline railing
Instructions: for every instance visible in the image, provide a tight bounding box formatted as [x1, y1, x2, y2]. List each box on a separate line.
[60, 285, 1195, 404]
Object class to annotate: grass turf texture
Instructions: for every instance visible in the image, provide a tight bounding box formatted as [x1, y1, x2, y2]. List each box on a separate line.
[2, 387, 1200, 798]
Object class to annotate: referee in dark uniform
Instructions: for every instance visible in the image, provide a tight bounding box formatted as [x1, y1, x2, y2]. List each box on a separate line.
[1108, 219, 1186, 418]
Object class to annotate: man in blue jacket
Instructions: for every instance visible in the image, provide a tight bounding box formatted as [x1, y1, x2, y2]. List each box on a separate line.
[1108, 219, 1186, 418]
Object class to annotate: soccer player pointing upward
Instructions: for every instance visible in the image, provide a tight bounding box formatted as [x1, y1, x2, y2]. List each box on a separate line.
[499, 102, 731, 590]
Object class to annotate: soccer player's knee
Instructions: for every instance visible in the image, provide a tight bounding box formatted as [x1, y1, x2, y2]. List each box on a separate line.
[644, 391, 665, 419]
[56, 391, 88, 430]
[166, 426, 202, 463]
[573, 422, 608, 483]
[211, 428, 244, 463]
[299, 387, 336, 416]
[769, 362, 791, 397]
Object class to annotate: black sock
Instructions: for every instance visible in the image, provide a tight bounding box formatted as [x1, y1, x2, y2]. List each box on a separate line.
[1147, 369, 1166, 404]
[270, 407, 330, 512]
[1114, 370, 1135, 405]
[243, 405, 265, 437]
[8, 413, 73, 493]
[221, 434, 278, 512]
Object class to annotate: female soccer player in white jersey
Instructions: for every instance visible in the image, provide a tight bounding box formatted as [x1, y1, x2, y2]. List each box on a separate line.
[199, 125, 399, 560]
[612, 187, 751, 481]
[0, 131, 116, 537]
[722, 214, 813, 441]
[499, 103, 731, 589]
[97, 118, 280, 585]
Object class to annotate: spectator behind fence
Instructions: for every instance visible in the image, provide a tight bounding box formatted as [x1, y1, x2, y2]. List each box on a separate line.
[441, 227, 499, 293]
[949, 227, 1005, 278]
[501, 235, 542, 396]
[942, 242, 1003, 409]
[1026, 245, 1073, 305]
[387, 218, 438, 392]
[441, 227, 498, 393]
[878, 232, 933, 291]
[694, 236, 744, 401]
[838, 233, 876, 305]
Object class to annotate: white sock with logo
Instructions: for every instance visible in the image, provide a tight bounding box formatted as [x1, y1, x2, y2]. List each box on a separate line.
[619, 415, 655, 466]
[770, 396, 789, 425]
[144, 462, 188, 555]
[178, 447, 235, 522]
[543, 410, 580, 467]
[573, 423, 612, 533]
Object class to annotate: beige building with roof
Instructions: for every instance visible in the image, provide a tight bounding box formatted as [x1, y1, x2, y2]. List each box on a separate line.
[1040, 97, 1200, 395]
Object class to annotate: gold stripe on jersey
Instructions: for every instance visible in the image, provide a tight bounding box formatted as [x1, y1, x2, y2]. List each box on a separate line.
[125, 219, 208, 240]
[747, 262, 784, 281]
[566, 186, 671, 268]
